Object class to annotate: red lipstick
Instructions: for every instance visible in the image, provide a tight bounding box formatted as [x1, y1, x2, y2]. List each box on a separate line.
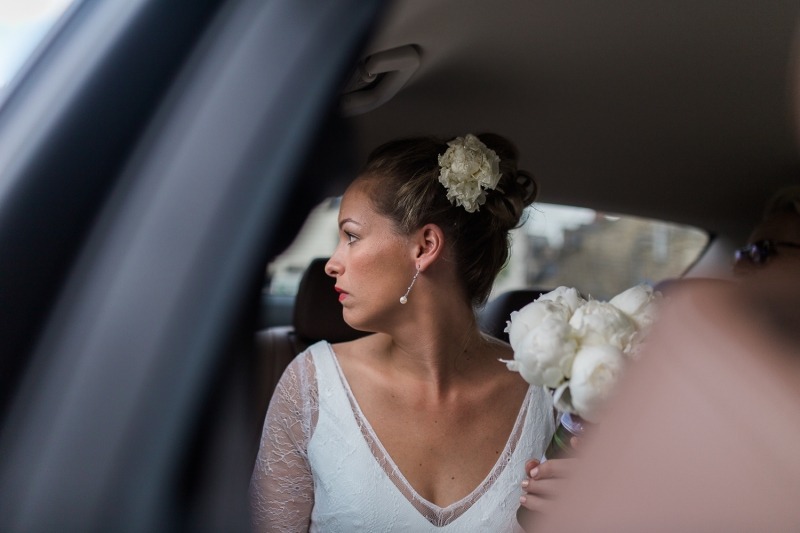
[335, 286, 348, 302]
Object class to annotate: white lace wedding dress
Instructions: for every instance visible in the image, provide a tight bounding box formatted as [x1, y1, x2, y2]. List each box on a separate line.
[250, 341, 554, 532]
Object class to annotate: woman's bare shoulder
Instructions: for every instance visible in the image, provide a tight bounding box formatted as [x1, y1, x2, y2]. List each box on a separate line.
[329, 333, 392, 380]
[480, 334, 517, 369]
[330, 332, 381, 358]
[466, 334, 526, 389]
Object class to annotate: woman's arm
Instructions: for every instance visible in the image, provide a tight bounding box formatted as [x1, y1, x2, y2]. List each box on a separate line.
[250, 353, 318, 532]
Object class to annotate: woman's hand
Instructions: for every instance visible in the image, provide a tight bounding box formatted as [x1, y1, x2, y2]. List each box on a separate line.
[519, 458, 578, 512]
[520, 438, 579, 514]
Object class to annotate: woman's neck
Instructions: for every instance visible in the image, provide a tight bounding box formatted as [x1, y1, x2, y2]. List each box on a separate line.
[377, 303, 494, 393]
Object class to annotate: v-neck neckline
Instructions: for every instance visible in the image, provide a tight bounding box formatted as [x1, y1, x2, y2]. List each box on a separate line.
[326, 343, 532, 526]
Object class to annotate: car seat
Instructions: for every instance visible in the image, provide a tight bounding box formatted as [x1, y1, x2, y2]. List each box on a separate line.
[253, 257, 368, 434]
[477, 288, 547, 343]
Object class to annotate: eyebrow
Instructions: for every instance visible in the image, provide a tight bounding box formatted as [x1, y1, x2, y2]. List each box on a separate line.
[338, 217, 363, 229]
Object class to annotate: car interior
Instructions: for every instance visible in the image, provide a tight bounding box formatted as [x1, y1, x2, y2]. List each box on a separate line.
[253, 0, 800, 450]
[1, 0, 799, 529]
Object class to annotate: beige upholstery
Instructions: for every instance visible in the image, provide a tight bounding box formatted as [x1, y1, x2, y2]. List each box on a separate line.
[477, 289, 546, 342]
[252, 258, 369, 440]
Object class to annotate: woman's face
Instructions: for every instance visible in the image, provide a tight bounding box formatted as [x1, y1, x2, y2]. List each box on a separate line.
[324, 180, 417, 331]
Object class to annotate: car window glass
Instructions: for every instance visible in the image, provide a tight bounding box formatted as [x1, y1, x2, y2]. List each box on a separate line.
[496, 204, 709, 300]
[0, 0, 76, 96]
[266, 198, 708, 307]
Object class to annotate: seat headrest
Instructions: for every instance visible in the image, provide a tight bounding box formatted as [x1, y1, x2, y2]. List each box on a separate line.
[478, 289, 547, 342]
[293, 258, 369, 344]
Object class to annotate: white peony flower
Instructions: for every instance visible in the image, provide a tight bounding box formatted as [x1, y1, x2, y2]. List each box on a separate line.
[502, 314, 577, 388]
[609, 283, 661, 331]
[568, 300, 636, 351]
[536, 286, 586, 315]
[608, 284, 662, 357]
[503, 283, 662, 424]
[504, 300, 571, 353]
[552, 381, 574, 414]
[437, 134, 502, 213]
[569, 344, 626, 422]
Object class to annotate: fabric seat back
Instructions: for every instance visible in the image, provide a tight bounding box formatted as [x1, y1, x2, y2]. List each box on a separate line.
[253, 258, 368, 439]
[477, 288, 548, 343]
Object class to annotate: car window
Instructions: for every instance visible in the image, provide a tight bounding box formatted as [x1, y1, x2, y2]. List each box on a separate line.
[266, 198, 709, 307]
[496, 204, 709, 300]
[268, 197, 341, 295]
[0, 0, 77, 97]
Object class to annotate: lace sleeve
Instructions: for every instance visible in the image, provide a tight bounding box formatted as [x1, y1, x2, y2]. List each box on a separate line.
[250, 351, 319, 532]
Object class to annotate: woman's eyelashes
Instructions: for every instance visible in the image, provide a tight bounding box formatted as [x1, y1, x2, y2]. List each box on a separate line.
[344, 231, 358, 245]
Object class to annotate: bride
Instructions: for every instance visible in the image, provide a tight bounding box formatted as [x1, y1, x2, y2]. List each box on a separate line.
[250, 133, 559, 531]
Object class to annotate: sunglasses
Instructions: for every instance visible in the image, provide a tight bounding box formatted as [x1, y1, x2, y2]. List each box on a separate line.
[733, 239, 800, 266]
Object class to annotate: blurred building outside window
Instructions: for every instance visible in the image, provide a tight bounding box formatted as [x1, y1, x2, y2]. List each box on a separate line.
[267, 198, 709, 302]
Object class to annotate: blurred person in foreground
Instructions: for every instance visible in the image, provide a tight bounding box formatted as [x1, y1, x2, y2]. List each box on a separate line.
[732, 185, 800, 287]
[521, 186, 800, 532]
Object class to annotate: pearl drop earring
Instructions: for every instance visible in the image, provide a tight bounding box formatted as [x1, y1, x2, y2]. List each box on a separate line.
[399, 266, 420, 304]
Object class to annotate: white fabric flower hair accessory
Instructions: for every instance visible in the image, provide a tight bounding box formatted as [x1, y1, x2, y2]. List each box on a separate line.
[437, 134, 502, 213]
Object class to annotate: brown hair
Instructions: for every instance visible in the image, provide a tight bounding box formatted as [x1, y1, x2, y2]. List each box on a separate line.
[357, 133, 538, 306]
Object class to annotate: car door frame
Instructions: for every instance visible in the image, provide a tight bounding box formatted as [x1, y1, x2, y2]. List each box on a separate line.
[0, 0, 385, 529]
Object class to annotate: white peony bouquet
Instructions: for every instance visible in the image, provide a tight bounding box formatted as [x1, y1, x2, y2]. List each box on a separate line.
[502, 284, 661, 423]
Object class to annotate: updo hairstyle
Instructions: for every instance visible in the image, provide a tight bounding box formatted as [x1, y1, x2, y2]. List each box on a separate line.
[357, 133, 538, 306]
